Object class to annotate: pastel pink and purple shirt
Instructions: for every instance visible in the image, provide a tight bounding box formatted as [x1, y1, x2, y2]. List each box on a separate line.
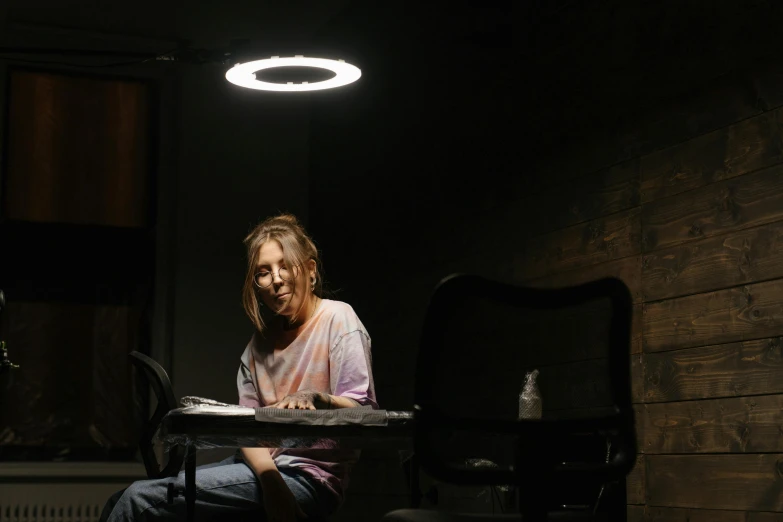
[237, 299, 377, 503]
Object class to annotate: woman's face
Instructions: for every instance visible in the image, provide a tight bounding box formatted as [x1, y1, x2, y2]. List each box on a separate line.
[255, 240, 314, 319]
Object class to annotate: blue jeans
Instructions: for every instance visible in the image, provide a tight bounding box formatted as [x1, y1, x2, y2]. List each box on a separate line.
[100, 453, 337, 521]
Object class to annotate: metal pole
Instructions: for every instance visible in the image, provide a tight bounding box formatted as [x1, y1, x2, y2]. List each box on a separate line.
[185, 442, 197, 522]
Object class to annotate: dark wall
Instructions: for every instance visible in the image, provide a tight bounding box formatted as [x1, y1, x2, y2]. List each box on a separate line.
[307, 3, 517, 517]
[308, 1, 783, 519]
[308, 2, 516, 410]
[168, 63, 310, 405]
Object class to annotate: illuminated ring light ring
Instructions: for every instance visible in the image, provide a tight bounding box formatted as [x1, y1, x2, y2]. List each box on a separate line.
[225, 55, 361, 92]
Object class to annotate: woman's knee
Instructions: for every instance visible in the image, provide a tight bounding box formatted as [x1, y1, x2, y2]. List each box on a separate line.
[106, 478, 171, 520]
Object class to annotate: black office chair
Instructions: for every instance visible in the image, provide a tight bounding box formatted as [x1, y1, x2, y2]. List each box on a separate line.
[384, 274, 636, 522]
[128, 350, 186, 479]
[99, 352, 186, 522]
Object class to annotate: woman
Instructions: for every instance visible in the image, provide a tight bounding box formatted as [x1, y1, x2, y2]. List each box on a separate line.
[103, 214, 377, 521]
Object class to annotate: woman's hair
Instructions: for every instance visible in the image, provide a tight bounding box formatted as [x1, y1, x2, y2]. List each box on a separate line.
[242, 213, 324, 333]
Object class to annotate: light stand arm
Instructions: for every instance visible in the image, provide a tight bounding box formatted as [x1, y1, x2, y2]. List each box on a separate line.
[0, 47, 159, 59]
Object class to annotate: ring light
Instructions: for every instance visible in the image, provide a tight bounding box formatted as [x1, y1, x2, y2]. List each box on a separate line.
[225, 55, 361, 92]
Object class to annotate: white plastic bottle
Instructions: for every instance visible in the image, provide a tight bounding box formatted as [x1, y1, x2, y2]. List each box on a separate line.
[518, 369, 542, 420]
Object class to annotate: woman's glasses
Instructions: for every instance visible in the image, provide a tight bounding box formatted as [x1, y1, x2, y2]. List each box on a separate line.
[253, 266, 298, 288]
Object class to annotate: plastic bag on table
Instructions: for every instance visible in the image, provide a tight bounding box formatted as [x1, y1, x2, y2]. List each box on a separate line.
[180, 396, 240, 408]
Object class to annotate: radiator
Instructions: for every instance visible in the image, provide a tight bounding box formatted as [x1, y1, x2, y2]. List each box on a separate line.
[0, 463, 146, 522]
[1, 500, 101, 522]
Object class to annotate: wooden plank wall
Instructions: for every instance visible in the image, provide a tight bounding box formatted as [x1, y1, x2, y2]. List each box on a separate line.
[512, 63, 783, 520]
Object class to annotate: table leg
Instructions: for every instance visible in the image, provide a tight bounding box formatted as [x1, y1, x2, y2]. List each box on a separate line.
[410, 453, 421, 508]
[185, 442, 196, 522]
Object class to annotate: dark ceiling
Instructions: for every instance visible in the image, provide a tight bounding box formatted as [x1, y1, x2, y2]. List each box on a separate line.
[1, 0, 350, 46]
[2, 0, 781, 169]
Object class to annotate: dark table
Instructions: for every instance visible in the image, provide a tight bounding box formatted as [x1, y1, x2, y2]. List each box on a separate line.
[158, 406, 416, 522]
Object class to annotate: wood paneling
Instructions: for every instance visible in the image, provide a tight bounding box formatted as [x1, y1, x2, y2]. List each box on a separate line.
[632, 353, 645, 404]
[523, 255, 643, 303]
[633, 404, 645, 451]
[518, 208, 641, 279]
[641, 163, 783, 253]
[643, 337, 783, 402]
[749, 514, 783, 522]
[642, 279, 783, 352]
[625, 506, 644, 522]
[638, 395, 783, 454]
[627, 454, 646, 505]
[642, 221, 783, 302]
[510, 158, 640, 236]
[646, 454, 783, 511]
[617, 69, 762, 162]
[627, 505, 645, 522]
[534, 65, 764, 194]
[640, 109, 783, 204]
[632, 304, 643, 354]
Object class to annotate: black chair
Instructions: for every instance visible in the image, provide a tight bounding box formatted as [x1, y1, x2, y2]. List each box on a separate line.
[99, 352, 186, 522]
[128, 350, 186, 479]
[383, 274, 637, 522]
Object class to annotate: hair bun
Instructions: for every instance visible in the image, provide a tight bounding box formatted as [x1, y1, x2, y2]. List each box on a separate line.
[272, 213, 300, 226]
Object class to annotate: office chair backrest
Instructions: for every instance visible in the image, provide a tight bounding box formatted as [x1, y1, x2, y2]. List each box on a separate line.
[128, 351, 185, 479]
[412, 274, 636, 517]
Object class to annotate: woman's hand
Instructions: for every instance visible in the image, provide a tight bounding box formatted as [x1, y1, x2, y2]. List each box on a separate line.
[271, 390, 327, 410]
[271, 390, 360, 410]
[259, 469, 308, 522]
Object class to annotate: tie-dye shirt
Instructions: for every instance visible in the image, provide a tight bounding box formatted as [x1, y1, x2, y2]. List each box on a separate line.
[236, 299, 377, 504]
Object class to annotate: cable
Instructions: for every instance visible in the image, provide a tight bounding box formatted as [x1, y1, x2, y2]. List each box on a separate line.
[592, 439, 613, 515]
